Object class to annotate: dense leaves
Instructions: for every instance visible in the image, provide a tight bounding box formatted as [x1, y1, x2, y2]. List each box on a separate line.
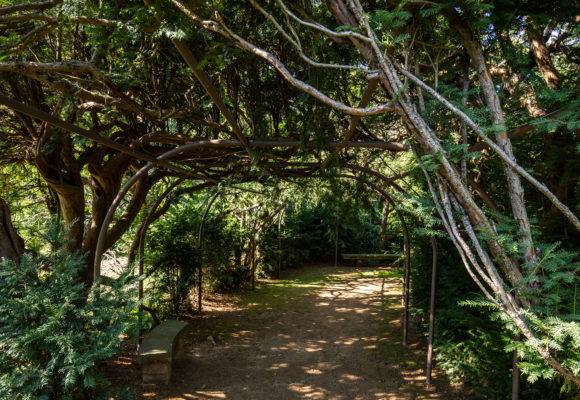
[0, 225, 137, 399]
[0, 0, 578, 397]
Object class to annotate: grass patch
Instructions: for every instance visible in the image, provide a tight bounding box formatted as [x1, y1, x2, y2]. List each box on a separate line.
[233, 266, 347, 318]
[357, 268, 404, 279]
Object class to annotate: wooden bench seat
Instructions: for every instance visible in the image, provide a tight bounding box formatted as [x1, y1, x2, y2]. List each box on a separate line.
[342, 253, 402, 267]
[138, 320, 189, 384]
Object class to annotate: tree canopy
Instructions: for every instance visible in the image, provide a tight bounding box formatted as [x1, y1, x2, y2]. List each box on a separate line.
[0, 0, 579, 391]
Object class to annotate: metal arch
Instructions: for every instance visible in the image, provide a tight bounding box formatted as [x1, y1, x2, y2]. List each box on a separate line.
[136, 179, 218, 345]
[339, 165, 439, 380]
[197, 190, 221, 313]
[92, 141, 438, 371]
[277, 207, 285, 278]
[136, 179, 185, 344]
[94, 140, 234, 280]
[336, 173, 411, 345]
[426, 236, 438, 384]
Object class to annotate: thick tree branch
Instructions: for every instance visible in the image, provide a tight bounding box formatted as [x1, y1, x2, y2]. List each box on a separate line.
[170, 0, 398, 117]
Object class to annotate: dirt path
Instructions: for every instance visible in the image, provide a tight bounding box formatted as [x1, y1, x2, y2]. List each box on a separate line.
[107, 266, 473, 399]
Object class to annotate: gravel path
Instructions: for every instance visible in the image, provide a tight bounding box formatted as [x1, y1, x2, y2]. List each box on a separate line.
[114, 266, 473, 400]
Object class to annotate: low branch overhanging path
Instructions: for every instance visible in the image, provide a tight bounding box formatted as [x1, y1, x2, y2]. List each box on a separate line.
[104, 266, 473, 400]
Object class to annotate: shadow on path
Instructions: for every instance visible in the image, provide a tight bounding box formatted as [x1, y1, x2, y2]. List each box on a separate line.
[106, 266, 474, 400]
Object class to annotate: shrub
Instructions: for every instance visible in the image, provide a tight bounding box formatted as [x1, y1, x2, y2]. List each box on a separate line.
[259, 201, 385, 271]
[0, 228, 137, 399]
[146, 199, 248, 317]
[410, 231, 580, 399]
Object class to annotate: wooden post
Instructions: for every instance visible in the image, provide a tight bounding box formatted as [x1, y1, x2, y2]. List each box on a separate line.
[426, 236, 438, 384]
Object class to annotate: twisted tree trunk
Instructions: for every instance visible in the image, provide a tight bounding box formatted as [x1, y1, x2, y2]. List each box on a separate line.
[0, 195, 24, 263]
[526, 20, 562, 90]
[447, 12, 537, 276]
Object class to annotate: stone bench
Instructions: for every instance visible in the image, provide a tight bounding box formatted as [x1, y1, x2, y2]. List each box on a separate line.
[138, 320, 189, 384]
[342, 253, 402, 267]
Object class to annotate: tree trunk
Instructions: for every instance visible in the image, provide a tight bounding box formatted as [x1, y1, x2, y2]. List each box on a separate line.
[82, 168, 122, 275]
[378, 201, 390, 251]
[447, 13, 537, 276]
[35, 130, 87, 281]
[0, 196, 25, 263]
[526, 21, 561, 89]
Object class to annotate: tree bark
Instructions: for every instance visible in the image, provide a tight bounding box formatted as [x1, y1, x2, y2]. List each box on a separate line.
[82, 156, 128, 271]
[0, 195, 24, 263]
[447, 13, 538, 274]
[526, 21, 562, 89]
[35, 129, 86, 278]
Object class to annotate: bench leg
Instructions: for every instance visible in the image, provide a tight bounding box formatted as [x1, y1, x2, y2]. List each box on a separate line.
[142, 360, 172, 385]
[174, 335, 187, 362]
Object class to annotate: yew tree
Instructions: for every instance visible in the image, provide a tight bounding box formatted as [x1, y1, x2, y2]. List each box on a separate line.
[0, 0, 578, 386]
[167, 0, 580, 384]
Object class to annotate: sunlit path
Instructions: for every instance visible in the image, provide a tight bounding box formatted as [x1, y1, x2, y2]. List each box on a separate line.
[109, 266, 473, 400]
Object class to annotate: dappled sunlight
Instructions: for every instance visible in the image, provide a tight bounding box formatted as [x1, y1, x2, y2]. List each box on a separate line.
[338, 373, 361, 382]
[287, 382, 331, 399]
[302, 367, 324, 375]
[303, 344, 323, 352]
[334, 337, 359, 345]
[191, 391, 227, 399]
[276, 333, 292, 339]
[229, 330, 253, 338]
[123, 266, 472, 399]
[266, 362, 289, 371]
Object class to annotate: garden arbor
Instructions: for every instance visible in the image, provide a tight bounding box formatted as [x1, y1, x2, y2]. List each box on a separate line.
[0, 0, 578, 388]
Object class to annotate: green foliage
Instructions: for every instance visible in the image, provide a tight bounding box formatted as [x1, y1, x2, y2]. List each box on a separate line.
[146, 200, 201, 318]
[0, 225, 137, 400]
[411, 214, 580, 398]
[419, 2, 453, 18]
[146, 192, 248, 318]
[259, 198, 387, 272]
[368, 2, 412, 47]
[0, 0, 578, 394]
[411, 231, 514, 398]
